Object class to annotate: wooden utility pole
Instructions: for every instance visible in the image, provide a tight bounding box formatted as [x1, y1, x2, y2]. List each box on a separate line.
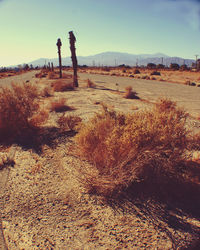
[195, 55, 198, 69]
[56, 38, 62, 78]
[69, 31, 78, 87]
[51, 62, 54, 72]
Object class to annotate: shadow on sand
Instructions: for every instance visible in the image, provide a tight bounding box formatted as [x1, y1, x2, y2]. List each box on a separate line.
[107, 161, 200, 249]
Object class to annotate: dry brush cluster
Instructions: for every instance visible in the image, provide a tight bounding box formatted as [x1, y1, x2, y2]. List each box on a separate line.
[124, 86, 139, 99]
[75, 99, 195, 198]
[0, 83, 48, 142]
[52, 80, 74, 92]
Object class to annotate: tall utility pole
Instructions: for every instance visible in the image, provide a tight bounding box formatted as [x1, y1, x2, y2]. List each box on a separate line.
[195, 55, 198, 69]
[69, 31, 78, 87]
[56, 38, 62, 78]
[136, 58, 138, 67]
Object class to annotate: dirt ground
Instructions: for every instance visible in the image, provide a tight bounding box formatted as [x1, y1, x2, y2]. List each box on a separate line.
[0, 71, 200, 249]
[80, 67, 200, 86]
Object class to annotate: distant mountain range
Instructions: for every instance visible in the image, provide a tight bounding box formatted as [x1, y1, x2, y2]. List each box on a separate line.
[28, 51, 195, 67]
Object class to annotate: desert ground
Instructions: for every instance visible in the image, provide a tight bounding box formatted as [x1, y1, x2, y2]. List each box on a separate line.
[0, 68, 199, 249]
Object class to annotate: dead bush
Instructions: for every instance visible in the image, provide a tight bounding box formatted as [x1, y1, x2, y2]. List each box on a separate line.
[35, 70, 48, 78]
[75, 100, 190, 197]
[187, 132, 200, 151]
[41, 86, 54, 97]
[151, 71, 161, 76]
[29, 110, 49, 127]
[52, 80, 74, 92]
[86, 79, 96, 88]
[62, 73, 73, 79]
[50, 98, 74, 112]
[134, 69, 140, 74]
[0, 82, 42, 142]
[47, 71, 57, 79]
[124, 86, 139, 99]
[58, 114, 82, 131]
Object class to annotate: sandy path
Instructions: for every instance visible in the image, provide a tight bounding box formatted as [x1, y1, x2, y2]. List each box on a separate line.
[79, 73, 200, 117]
[0, 167, 9, 250]
[0, 71, 38, 87]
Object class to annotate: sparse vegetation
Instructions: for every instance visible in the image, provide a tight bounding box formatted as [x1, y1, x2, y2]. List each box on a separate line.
[48, 71, 72, 80]
[134, 69, 140, 74]
[52, 80, 74, 92]
[35, 70, 48, 78]
[124, 86, 139, 99]
[29, 110, 49, 127]
[41, 86, 54, 97]
[86, 79, 96, 88]
[0, 82, 44, 142]
[58, 114, 82, 131]
[151, 71, 161, 76]
[1, 68, 200, 249]
[75, 99, 190, 197]
[47, 71, 57, 79]
[50, 98, 74, 112]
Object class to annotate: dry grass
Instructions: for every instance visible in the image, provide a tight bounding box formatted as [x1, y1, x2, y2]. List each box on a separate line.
[58, 114, 82, 131]
[124, 86, 139, 99]
[50, 98, 74, 113]
[0, 82, 43, 142]
[75, 99, 190, 198]
[52, 80, 74, 92]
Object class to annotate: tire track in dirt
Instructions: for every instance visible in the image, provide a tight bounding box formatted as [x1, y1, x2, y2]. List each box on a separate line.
[0, 167, 9, 250]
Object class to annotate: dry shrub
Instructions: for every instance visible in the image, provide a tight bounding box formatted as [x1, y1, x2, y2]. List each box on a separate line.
[86, 79, 96, 88]
[141, 75, 147, 79]
[58, 114, 82, 131]
[62, 73, 73, 79]
[47, 71, 57, 79]
[29, 110, 49, 127]
[35, 70, 48, 78]
[47, 71, 72, 80]
[41, 86, 54, 97]
[124, 86, 138, 99]
[50, 98, 74, 112]
[134, 69, 140, 74]
[187, 132, 200, 151]
[75, 100, 189, 197]
[52, 80, 74, 92]
[0, 82, 41, 142]
[151, 71, 161, 76]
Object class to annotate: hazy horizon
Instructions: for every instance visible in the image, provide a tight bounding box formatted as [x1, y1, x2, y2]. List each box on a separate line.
[1, 0, 200, 66]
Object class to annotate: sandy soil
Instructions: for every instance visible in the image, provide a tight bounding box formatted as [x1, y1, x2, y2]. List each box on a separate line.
[80, 67, 200, 86]
[0, 71, 199, 249]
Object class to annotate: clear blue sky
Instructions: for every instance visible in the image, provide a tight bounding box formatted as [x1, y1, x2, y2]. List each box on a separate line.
[0, 0, 200, 66]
